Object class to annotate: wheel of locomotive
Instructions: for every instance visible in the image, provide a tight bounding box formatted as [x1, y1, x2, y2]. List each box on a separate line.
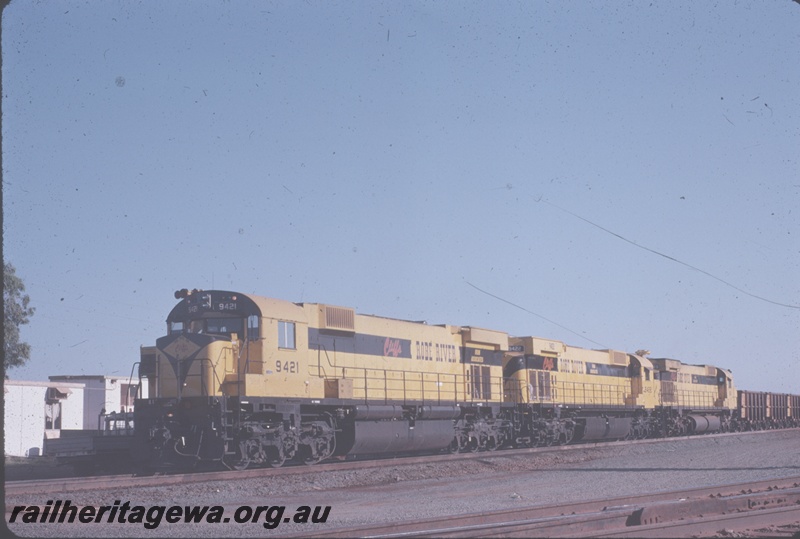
[467, 435, 481, 453]
[230, 457, 250, 471]
[302, 450, 326, 465]
[299, 414, 337, 465]
[303, 436, 335, 465]
[486, 436, 498, 451]
[525, 431, 540, 448]
[303, 448, 327, 465]
[268, 446, 287, 468]
[561, 425, 575, 445]
[227, 438, 258, 471]
[447, 436, 461, 454]
[480, 434, 491, 451]
[546, 433, 557, 446]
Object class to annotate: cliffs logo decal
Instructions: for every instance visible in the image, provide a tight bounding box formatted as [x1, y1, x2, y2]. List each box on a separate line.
[383, 338, 402, 357]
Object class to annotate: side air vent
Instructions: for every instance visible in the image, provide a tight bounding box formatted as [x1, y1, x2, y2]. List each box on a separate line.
[320, 305, 355, 331]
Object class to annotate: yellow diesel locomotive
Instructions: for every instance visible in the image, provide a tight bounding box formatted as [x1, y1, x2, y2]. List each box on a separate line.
[132, 289, 743, 471]
[134, 289, 510, 469]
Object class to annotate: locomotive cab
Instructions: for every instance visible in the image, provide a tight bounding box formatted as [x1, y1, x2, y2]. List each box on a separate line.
[716, 368, 736, 409]
[150, 289, 315, 399]
[628, 353, 659, 409]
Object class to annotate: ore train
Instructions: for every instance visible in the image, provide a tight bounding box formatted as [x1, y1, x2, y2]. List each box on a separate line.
[131, 289, 800, 471]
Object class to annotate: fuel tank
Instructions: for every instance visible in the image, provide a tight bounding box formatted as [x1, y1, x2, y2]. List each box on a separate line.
[347, 419, 455, 455]
[687, 414, 721, 433]
[580, 416, 632, 441]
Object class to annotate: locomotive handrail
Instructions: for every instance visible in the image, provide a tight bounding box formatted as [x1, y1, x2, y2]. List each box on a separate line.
[127, 361, 142, 400]
[313, 344, 336, 379]
[306, 361, 731, 410]
[99, 411, 135, 435]
[239, 338, 247, 404]
[346, 367, 499, 405]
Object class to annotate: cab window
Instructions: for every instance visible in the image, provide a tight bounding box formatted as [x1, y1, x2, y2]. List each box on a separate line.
[278, 321, 296, 349]
[206, 317, 244, 337]
[169, 321, 184, 334]
[247, 315, 260, 341]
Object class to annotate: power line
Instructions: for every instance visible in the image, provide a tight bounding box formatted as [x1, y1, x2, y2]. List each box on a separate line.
[536, 197, 800, 310]
[465, 281, 606, 347]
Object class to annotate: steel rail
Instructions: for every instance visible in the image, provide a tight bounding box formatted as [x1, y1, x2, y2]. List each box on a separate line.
[585, 505, 800, 538]
[7, 429, 798, 497]
[287, 476, 800, 538]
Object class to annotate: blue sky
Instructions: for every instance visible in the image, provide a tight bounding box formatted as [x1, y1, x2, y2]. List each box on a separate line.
[3, 1, 799, 392]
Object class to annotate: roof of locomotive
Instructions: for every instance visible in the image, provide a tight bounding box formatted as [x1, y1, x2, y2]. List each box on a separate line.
[170, 290, 460, 327]
[168, 290, 306, 322]
[168, 291, 511, 346]
[167, 292, 726, 374]
[649, 356, 726, 374]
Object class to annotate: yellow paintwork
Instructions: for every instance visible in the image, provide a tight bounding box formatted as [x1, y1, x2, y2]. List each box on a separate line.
[145, 292, 737, 412]
[502, 338, 736, 411]
[149, 294, 508, 403]
[649, 358, 737, 410]
[504, 336, 634, 407]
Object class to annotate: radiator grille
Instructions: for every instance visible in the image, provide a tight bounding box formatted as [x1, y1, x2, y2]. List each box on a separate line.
[322, 306, 355, 331]
[610, 350, 627, 365]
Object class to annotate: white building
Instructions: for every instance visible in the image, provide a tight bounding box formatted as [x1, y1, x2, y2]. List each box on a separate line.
[4, 380, 85, 457]
[4, 375, 149, 458]
[48, 375, 147, 430]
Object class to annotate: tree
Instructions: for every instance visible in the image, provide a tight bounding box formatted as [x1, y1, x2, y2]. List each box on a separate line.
[4, 263, 35, 371]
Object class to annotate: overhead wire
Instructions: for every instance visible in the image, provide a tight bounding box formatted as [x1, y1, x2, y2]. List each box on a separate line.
[535, 197, 800, 310]
[465, 281, 606, 347]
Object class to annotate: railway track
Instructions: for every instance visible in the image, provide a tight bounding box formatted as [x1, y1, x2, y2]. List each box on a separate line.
[287, 476, 800, 538]
[9, 429, 793, 496]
